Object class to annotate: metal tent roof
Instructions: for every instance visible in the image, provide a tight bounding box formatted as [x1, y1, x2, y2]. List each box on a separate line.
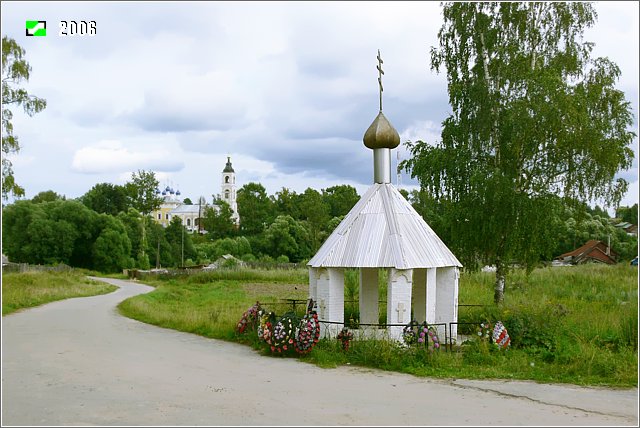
[308, 183, 462, 269]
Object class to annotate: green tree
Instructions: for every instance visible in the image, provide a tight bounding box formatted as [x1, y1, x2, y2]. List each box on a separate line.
[402, 2, 635, 303]
[322, 185, 360, 218]
[587, 204, 610, 219]
[263, 215, 312, 262]
[298, 188, 330, 252]
[31, 190, 64, 203]
[202, 198, 235, 240]
[125, 170, 162, 262]
[183, 197, 193, 205]
[146, 220, 172, 268]
[3, 199, 101, 267]
[236, 182, 274, 236]
[81, 183, 129, 215]
[195, 236, 252, 263]
[616, 203, 638, 225]
[91, 215, 133, 272]
[1, 198, 135, 271]
[46, 199, 99, 268]
[165, 216, 196, 267]
[24, 217, 77, 265]
[2, 200, 44, 262]
[273, 187, 301, 219]
[326, 215, 344, 236]
[117, 208, 144, 262]
[1, 36, 47, 200]
[125, 170, 162, 215]
[407, 189, 453, 247]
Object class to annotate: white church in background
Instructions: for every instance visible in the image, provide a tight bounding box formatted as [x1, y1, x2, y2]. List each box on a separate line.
[151, 157, 240, 232]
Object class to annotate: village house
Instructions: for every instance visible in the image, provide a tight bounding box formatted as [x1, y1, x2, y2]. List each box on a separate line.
[555, 239, 618, 265]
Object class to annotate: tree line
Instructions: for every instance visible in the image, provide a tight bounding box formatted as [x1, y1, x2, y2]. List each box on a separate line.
[1, 171, 363, 271]
[2, 170, 636, 273]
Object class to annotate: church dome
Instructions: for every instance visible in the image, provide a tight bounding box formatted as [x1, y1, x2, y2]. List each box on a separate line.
[223, 156, 235, 173]
[363, 111, 400, 149]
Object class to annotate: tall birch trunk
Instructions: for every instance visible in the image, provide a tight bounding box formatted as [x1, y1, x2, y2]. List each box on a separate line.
[494, 260, 506, 304]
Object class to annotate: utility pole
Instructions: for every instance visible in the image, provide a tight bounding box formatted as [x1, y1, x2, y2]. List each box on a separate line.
[198, 195, 206, 234]
[181, 222, 185, 267]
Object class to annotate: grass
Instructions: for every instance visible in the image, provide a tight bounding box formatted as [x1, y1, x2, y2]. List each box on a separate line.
[117, 263, 638, 387]
[2, 270, 118, 315]
[118, 269, 309, 341]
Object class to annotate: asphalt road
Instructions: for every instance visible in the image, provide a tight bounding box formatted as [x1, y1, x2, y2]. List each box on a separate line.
[2, 277, 638, 426]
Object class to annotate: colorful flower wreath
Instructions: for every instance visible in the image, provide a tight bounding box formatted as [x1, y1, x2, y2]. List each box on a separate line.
[403, 320, 440, 350]
[254, 299, 323, 355]
[258, 311, 275, 343]
[294, 311, 320, 355]
[337, 327, 354, 351]
[236, 301, 262, 334]
[478, 321, 493, 341]
[270, 313, 298, 353]
[402, 320, 420, 346]
[492, 321, 511, 349]
[418, 322, 440, 350]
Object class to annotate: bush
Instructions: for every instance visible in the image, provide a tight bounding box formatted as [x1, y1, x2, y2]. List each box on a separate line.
[241, 253, 256, 262]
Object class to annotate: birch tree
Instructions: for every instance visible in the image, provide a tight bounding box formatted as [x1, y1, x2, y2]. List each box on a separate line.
[2, 37, 47, 200]
[402, 2, 635, 303]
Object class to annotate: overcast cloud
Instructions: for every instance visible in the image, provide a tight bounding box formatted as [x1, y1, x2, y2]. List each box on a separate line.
[2, 1, 638, 211]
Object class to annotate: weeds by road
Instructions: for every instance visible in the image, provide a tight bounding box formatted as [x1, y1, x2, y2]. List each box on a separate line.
[2, 270, 117, 315]
[118, 264, 637, 387]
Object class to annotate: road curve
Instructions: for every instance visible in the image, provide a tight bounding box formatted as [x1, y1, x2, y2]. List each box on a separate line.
[2, 277, 637, 426]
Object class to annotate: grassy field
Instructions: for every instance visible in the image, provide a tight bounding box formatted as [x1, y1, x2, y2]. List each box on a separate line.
[2, 270, 118, 315]
[117, 264, 638, 387]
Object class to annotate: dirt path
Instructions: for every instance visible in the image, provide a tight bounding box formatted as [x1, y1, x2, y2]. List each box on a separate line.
[2, 277, 637, 426]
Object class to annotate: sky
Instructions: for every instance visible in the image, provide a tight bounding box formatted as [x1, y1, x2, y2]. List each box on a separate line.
[2, 1, 638, 212]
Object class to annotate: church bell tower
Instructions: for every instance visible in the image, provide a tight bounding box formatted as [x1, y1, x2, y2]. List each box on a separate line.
[221, 156, 240, 226]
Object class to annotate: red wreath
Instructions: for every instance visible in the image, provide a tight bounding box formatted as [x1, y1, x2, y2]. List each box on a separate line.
[294, 311, 321, 355]
[236, 301, 261, 334]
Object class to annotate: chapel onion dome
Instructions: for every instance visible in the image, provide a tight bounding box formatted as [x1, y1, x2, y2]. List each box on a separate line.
[363, 111, 400, 150]
[223, 156, 234, 173]
[162, 191, 167, 196]
[176, 190, 181, 196]
[165, 186, 171, 192]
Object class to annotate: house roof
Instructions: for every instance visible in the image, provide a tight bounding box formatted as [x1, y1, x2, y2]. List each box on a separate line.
[170, 204, 204, 215]
[615, 221, 632, 228]
[308, 183, 462, 269]
[582, 247, 617, 265]
[557, 240, 617, 264]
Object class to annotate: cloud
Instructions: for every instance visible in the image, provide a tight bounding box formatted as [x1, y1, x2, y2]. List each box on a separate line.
[122, 67, 250, 132]
[71, 140, 184, 174]
[399, 120, 442, 145]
